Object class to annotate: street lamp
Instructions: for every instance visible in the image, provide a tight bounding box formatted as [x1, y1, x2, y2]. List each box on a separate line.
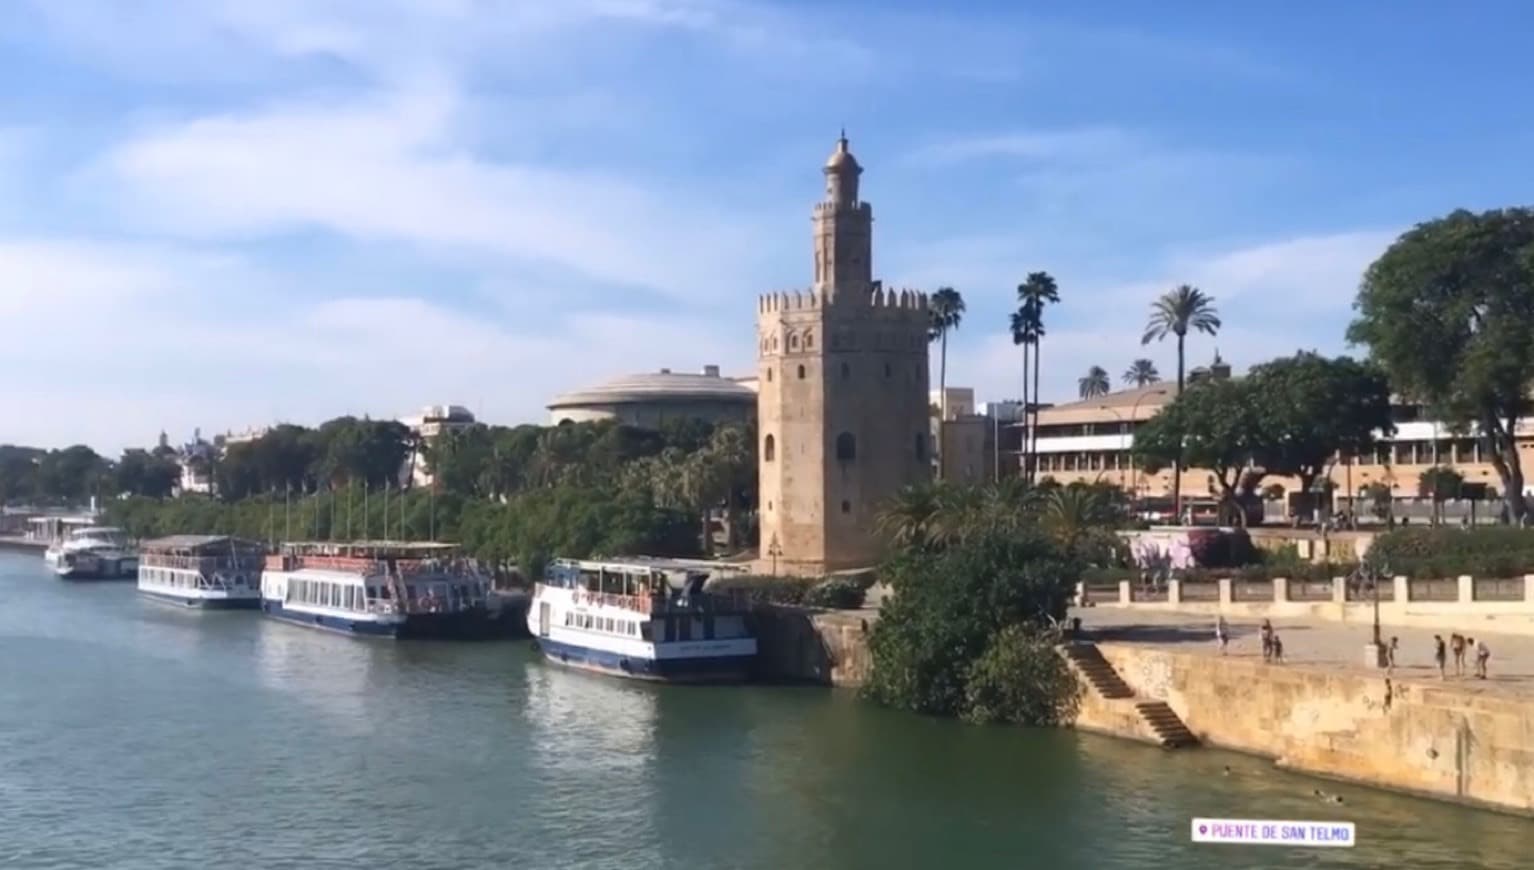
[1354, 557, 1390, 668]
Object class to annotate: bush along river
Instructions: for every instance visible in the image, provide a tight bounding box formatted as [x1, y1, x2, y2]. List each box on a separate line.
[1, 551, 1530, 869]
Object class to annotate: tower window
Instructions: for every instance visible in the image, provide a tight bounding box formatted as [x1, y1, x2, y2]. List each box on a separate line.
[766, 368, 773, 383]
[790, 334, 799, 350]
[764, 434, 776, 462]
[915, 433, 927, 462]
[797, 365, 806, 380]
[841, 361, 850, 379]
[836, 432, 857, 462]
[884, 363, 892, 378]
[841, 500, 851, 514]
[805, 331, 814, 349]
[772, 336, 779, 351]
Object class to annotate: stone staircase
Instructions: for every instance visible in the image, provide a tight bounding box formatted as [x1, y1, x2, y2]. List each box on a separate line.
[1062, 643, 1198, 750]
[1134, 700, 1198, 749]
[1062, 643, 1135, 699]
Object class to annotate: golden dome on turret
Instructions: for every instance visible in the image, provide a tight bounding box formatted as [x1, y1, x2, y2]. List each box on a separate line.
[824, 130, 861, 173]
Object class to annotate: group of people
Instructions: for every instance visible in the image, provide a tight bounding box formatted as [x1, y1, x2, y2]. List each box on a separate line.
[1212, 617, 1495, 679]
[1211, 616, 1284, 662]
[1433, 632, 1492, 679]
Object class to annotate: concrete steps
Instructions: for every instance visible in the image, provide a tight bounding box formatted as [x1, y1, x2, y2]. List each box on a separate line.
[1134, 700, 1199, 749]
[1062, 643, 1135, 699]
[1063, 642, 1199, 750]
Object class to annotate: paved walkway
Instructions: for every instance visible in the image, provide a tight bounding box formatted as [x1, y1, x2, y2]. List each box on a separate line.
[1073, 605, 1534, 698]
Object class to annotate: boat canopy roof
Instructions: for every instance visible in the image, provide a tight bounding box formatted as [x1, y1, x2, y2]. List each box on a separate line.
[27, 515, 96, 527]
[142, 534, 265, 555]
[279, 540, 460, 558]
[73, 526, 125, 536]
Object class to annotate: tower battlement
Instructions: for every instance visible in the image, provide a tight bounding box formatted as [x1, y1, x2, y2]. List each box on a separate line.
[756, 287, 928, 317]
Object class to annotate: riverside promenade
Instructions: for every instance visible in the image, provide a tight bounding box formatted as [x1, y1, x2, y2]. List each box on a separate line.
[1075, 605, 1534, 696]
[1072, 605, 1534, 815]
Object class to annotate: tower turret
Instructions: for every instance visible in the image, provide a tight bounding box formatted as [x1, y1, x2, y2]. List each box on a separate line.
[813, 132, 873, 302]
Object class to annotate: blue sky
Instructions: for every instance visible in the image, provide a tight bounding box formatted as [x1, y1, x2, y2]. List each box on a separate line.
[3, 1, 1532, 453]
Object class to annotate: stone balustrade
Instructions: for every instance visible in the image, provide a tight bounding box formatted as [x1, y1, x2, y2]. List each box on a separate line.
[1076, 574, 1534, 634]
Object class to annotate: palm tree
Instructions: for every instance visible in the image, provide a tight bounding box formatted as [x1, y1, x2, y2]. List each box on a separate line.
[875, 483, 943, 551]
[1078, 366, 1110, 399]
[1009, 303, 1037, 477]
[928, 287, 965, 478]
[1123, 358, 1159, 387]
[1141, 284, 1221, 522]
[1017, 272, 1060, 483]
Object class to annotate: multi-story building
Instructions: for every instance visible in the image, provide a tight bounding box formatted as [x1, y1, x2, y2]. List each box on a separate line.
[1023, 358, 1524, 512]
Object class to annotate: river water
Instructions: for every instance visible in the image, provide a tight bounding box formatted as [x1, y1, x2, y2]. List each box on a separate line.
[0, 550, 1530, 869]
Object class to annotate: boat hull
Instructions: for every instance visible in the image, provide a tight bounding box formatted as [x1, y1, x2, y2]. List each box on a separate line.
[261, 600, 511, 640]
[139, 589, 261, 610]
[533, 637, 753, 684]
[53, 560, 138, 581]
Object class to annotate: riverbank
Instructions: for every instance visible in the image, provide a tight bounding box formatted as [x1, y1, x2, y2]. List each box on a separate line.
[752, 604, 1534, 816]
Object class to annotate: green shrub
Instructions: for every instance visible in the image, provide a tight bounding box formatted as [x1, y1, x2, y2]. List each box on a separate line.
[1367, 527, 1534, 579]
[864, 527, 1078, 719]
[963, 625, 1080, 726]
[801, 577, 867, 609]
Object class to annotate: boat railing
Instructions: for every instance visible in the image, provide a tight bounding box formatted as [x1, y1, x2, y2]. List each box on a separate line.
[267, 554, 487, 579]
[555, 587, 752, 614]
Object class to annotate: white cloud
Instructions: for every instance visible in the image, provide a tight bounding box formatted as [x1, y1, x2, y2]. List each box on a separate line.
[85, 85, 769, 301]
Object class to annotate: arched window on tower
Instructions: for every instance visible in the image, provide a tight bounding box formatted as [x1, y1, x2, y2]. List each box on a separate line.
[797, 365, 806, 379]
[764, 434, 776, 463]
[766, 368, 773, 383]
[836, 432, 857, 462]
[804, 331, 814, 350]
[789, 333, 799, 350]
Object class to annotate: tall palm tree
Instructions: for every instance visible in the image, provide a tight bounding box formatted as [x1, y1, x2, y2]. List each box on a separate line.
[1017, 272, 1060, 482]
[1122, 358, 1160, 387]
[1009, 303, 1037, 478]
[928, 286, 965, 478]
[1141, 284, 1221, 522]
[1078, 365, 1110, 399]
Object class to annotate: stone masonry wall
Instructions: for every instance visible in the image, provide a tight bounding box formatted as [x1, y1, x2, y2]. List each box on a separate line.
[1093, 643, 1534, 815]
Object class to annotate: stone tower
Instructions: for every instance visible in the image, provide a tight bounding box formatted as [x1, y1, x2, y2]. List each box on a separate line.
[756, 134, 931, 573]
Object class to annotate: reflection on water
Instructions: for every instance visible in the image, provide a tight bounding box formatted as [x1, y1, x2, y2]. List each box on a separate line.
[0, 551, 1531, 869]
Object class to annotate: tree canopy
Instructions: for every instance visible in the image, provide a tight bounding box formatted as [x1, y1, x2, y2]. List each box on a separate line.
[1133, 378, 1264, 521]
[1244, 352, 1394, 493]
[1349, 207, 1534, 522]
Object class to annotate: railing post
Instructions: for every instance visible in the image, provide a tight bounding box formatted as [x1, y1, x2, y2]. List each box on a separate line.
[1168, 579, 1182, 604]
[1075, 581, 1086, 607]
[1119, 580, 1132, 606]
[1458, 574, 1474, 604]
[1524, 575, 1534, 605]
[1331, 575, 1347, 604]
[1272, 576, 1289, 603]
[1218, 578, 1232, 605]
[1394, 575, 1409, 605]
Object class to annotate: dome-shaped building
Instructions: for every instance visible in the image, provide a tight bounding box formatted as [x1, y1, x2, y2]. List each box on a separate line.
[546, 365, 756, 428]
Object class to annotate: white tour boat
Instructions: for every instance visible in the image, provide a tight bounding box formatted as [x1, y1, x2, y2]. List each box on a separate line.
[137, 535, 267, 608]
[528, 558, 758, 683]
[259, 541, 505, 639]
[44, 525, 138, 580]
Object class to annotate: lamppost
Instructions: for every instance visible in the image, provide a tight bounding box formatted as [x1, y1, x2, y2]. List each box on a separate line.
[1355, 557, 1390, 668]
[767, 534, 783, 577]
[1097, 388, 1167, 509]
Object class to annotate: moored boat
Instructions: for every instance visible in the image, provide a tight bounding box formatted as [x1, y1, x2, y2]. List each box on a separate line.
[528, 558, 757, 683]
[44, 525, 138, 580]
[137, 535, 267, 608]
[259, 541, 502, 639]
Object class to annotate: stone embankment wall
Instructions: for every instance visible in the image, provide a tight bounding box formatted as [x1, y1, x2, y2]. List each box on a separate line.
[752, 606, 874, 686]
[1091, 643, 1534, 815]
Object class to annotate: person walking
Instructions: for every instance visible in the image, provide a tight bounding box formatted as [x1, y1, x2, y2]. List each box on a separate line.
[1451, 633, 1467, 676]
[1476, 639, 1491, 679]
[1433, 635, 1447, 679]
[1271, 633, 1284, 663]
[1387, 636, 1399, 673]
[1215, 615, 1229, 656]
[1260, 619, 1274, 663]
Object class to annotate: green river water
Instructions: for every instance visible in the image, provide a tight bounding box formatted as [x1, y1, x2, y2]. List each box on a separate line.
[1, 550, 1530, 869]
